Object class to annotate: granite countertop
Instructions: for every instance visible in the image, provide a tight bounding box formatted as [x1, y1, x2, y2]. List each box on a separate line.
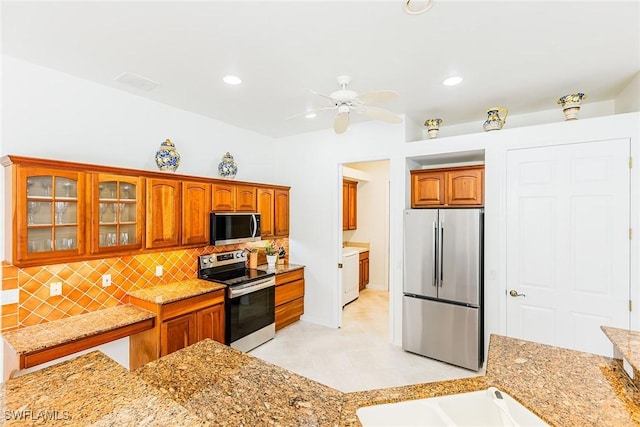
[341, 334, 640, 426]
[4, 332, 640, 426]
[134, 339, 343, 426]
[602, 326, 640, 379]
[257, 263, 305, 275]
[0, 351, 205, 426]
[2, 304, 155, 355]
[127, 279, 226, 304]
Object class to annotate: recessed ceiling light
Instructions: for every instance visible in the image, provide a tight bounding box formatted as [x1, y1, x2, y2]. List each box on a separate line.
[442, 76, 463, 86]
[223, 75, 242, 85]
[305, 112, 317, 119]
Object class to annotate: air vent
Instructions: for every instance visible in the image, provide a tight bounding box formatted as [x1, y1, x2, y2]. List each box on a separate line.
[114, 72, 160, 91]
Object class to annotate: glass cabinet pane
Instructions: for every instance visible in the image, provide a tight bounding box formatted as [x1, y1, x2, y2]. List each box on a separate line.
[95, 177, 139, 250]
[23, 170, 81, 258]
[27, 229, 52, 253]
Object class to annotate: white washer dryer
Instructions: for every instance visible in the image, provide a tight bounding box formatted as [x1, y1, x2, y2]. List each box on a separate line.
[342, 247, 360, 306]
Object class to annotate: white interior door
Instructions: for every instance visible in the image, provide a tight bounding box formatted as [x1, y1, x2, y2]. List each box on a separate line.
[506, 139, 630, 357]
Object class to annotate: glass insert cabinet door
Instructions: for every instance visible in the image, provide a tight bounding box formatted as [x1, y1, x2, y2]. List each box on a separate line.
[91, 174, 142, 252]
[18, 167, 85, 260]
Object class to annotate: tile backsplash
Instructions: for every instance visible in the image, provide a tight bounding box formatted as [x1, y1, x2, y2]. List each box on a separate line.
[1, 238, 288, 333]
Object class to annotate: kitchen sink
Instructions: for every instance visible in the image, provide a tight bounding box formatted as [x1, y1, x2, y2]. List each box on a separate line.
[356, 388, 549, 426]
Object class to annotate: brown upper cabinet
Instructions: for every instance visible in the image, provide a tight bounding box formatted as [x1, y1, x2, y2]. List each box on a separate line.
[343, 180, 358, 230]
[2, 155, 290, 266]
[182, 181, 211, 246]
[146, 178, 181, 248]
[90, 173, 144, 254]
[257, 188, 275, 237]
[411, 165, 484, 207]
[6, 163, 87, 265]
[258, 187, 290, 238]
[211, 183, 236, 212]
[274, 188, 290, 237]
[212, 183, 257, 212]
[236, 185, 257, 212]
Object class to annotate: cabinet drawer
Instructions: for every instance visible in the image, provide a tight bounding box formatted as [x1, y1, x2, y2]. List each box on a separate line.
[275, 279, 304, 306]
[160, 290, 225, 321]
[275, 297, 304, 331]
[359, 250, 369, 261]
[276, 268, 304, 286]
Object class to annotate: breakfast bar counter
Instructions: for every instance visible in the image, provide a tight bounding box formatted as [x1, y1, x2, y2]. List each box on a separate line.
[3, 333, 640, 426]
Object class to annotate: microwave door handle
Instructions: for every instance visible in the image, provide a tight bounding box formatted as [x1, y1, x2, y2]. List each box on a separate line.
[251, 215, 257, 238]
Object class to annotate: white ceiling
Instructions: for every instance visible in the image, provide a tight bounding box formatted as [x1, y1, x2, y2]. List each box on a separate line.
[2, 1, 639, 138]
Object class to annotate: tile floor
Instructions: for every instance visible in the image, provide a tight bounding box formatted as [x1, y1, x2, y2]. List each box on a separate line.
[249, 289, 482, 392]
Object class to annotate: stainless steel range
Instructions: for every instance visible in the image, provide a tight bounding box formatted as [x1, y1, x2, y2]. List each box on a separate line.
[198, 250, 275, 352]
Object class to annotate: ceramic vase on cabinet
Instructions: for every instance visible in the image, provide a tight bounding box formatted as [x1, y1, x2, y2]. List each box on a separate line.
[483, 107, 508, 131]
[218, 152, 238, 179]
[155, 138, 181, 172]
[557, 93, 587, 120]
[424, 118, 443, 139]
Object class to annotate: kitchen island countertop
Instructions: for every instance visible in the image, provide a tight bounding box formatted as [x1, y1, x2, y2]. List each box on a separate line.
[3, 333, 639, 426]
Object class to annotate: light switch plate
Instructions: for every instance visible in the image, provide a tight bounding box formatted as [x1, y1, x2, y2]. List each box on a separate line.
[155, 265, 163, 277]
[102, 274, 112, 287]
[50, 282, 62, 297]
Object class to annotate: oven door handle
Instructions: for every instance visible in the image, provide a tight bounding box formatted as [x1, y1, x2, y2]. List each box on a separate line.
[228, 277, 276, 298]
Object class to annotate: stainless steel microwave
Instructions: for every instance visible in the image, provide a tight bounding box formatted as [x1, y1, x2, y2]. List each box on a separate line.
[210, 213, 261, 245]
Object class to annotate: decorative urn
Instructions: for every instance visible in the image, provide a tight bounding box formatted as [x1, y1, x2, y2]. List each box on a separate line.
[155, 138, 181, 172]
[483, 107, 509, 131]
[218, 152, 238, 179]
[424, 118, 443, 139]
[557, 93, 587, 120]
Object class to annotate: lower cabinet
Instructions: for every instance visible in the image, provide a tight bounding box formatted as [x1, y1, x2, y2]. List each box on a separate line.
[275, 268, 305, 330]
[359, 251, 369, 290]
[129, 289, 225, 368]
[161, 313, 196, 357]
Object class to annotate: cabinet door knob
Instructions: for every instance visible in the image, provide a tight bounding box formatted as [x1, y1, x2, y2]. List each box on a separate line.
[509, 290, 526, 298]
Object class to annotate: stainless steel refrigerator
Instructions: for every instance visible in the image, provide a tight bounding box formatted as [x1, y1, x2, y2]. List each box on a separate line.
[402, 208, 484, 371]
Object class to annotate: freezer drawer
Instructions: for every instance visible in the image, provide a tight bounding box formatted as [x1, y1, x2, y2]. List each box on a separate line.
[402, 296, 482, 371]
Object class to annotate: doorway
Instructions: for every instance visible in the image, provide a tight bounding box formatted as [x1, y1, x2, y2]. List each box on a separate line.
[339, 160, 390, 333]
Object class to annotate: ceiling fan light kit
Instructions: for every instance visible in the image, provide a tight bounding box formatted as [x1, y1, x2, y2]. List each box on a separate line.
[288, 75, 402, 134]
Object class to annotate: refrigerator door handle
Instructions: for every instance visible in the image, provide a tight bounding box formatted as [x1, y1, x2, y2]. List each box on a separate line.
[432, 221, 437, 287]
[439, 221, 444, 287]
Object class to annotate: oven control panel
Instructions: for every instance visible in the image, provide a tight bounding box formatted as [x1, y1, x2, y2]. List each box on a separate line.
[199, 250, 247, 270]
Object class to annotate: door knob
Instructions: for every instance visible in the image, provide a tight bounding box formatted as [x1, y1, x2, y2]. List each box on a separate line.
[509, 290, 526, 297]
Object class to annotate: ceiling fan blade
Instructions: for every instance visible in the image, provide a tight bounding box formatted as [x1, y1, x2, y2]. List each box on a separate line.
[305, 88, 335, 102]
[357, 90, 399, 105]
[285, 106, 337, 120]
[334, 113, 350, 134]
[365, 106, 403, 124]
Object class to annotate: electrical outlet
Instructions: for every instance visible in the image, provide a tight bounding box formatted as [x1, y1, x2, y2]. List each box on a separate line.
[50, 282, 62, 297]
[102, 274, 112, 287]
[155, 265, 163, 277]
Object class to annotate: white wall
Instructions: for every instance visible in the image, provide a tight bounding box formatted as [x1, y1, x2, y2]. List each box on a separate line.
[1, 55, 278, 183]
[616, 71, 640, 114]
[277, 110, 640, 356]
[343, 160, 389, 290]
[0, 55, 280, 381]
[276, 121, 405, 329]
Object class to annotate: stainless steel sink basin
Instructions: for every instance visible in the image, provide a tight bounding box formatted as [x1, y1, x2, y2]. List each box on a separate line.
[356, 388, 549, 426]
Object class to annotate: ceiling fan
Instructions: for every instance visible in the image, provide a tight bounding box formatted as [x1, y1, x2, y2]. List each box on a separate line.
[287, 75, 402, 134]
